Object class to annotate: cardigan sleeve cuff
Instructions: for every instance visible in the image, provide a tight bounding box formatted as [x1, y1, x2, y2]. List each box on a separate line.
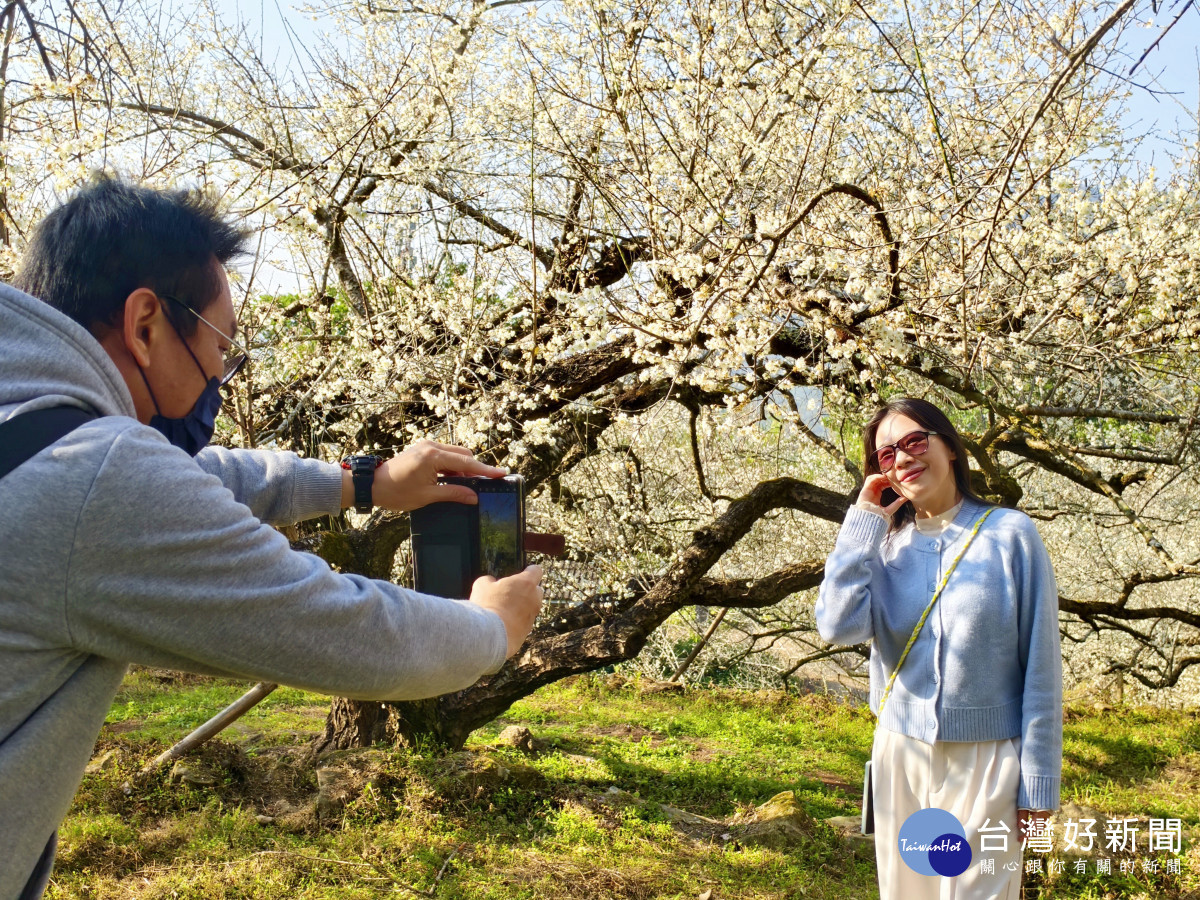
[837, 504, 889, 549]
[1018, 774, 1060, 812]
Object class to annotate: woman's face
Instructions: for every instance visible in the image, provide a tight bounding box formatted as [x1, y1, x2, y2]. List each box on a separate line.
[875, 412, 960, 515]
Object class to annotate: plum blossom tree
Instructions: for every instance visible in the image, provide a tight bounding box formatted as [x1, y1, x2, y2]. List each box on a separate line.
[5, 0, 1200, 746]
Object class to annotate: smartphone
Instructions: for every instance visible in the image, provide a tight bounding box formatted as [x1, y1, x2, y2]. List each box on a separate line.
[473, 475, 525, 580]
[410, 475, 525, 599]
[880, 487, 899, 507]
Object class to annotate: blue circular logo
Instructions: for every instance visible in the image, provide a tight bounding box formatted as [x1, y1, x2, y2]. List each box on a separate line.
[897, 808, 972, 877]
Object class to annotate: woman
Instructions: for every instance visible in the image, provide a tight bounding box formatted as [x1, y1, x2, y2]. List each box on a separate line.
[815, 397, 1062, 900]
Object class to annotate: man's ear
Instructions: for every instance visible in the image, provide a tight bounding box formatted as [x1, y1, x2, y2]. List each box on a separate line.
[122, 288, 163, 368]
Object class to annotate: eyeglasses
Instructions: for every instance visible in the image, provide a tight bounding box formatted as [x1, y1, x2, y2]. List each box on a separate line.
[871, 430, 939, 472]
[162, 295, 250, 386]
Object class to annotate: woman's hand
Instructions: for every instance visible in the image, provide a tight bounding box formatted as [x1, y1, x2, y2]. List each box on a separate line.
[1018, 809, 1051, 843]
[857, 473, 909, 517]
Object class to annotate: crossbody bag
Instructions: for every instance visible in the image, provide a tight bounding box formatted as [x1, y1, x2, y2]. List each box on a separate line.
[0, 405, 97, 899]
[861, 507, 996, 835]
[0, 406, 97, 480]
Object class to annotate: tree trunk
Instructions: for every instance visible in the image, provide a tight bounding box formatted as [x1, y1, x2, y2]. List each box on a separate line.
[315, 697, 391, 750]
[315, 696, 464, 751]
[310, 477, 846, 752]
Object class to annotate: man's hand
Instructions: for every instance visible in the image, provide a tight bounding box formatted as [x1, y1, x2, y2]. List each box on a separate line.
[470, 565, 544, 658]
[342, 439, 506, 512]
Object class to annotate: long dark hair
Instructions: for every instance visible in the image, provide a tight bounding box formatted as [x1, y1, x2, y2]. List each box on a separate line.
[863, 397, 987, 532]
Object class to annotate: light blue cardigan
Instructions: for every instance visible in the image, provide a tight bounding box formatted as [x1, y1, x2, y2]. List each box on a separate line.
[815, 497, 1063, 811]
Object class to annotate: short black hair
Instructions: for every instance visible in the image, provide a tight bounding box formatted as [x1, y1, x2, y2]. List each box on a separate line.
[14, 172, 249, 337]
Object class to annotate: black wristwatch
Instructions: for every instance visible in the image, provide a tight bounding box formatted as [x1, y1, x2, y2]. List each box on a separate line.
[340, 455, 384, 513]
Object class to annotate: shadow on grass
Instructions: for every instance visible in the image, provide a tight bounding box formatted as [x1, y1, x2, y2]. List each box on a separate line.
[1063, 713, 1200, 789]
[535, 733, 865, 822]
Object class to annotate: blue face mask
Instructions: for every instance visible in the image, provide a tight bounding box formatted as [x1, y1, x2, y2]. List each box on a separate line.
[147, 374, 221, 456]
[137, 326, 224, 457]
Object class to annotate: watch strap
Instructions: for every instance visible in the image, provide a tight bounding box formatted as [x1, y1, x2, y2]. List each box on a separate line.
[342, 455, 382, 513]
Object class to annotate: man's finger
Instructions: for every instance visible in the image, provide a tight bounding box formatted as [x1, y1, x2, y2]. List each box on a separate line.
[437, 449, 507, 477]
[433, 484, 479, 505]
[424, 441, 476, 457]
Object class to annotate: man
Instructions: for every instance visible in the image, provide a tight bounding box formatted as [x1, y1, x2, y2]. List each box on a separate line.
[0, 174, 543, 898]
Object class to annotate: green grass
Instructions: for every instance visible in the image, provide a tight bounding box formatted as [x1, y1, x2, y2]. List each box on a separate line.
[103, 669, 328, 745]
[41, 671, 1200, 899]
[1062, 705, 1200, 821]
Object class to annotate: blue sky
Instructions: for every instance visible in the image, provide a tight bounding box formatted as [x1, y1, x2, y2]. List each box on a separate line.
[1117, 3, 1200, 171]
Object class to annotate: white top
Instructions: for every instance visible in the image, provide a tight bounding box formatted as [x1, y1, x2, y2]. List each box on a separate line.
[855, 497, 965, 535]
[913, 499, 964, 535]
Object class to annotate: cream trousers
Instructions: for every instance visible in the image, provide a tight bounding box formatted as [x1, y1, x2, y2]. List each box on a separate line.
[872, 727, 1022, 900]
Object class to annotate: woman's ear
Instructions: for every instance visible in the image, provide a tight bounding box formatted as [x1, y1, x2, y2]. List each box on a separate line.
[938, 434, 956, 462]
[122, 288, 163, 368]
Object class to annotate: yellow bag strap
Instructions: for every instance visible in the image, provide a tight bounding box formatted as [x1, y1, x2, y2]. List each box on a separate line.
[878, 507, 997, 715]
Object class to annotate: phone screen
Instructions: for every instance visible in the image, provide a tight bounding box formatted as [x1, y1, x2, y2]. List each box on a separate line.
[411, 475, 524, 598]
[479, 489, 521, 578]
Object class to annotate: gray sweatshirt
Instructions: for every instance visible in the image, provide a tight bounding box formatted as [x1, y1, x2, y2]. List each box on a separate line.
[0, 283, 508, 895]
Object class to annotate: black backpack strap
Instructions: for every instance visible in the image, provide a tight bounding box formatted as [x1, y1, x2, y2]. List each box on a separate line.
[0, 406, 98, 481]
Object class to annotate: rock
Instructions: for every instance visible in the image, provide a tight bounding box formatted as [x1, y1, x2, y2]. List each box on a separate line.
[824, 815, 876, 861]
[169, 761, 216, 786]
[660, 805, 722, 827]
[497, 725, 537, 753]
[85, 749, 122, 775]
[738, 791, 818, 850]
[755, 791, 806, 821]
[824, 815, 863, 831]
[434, 751, 545, 800]
[1048, 802, 1110, 859]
